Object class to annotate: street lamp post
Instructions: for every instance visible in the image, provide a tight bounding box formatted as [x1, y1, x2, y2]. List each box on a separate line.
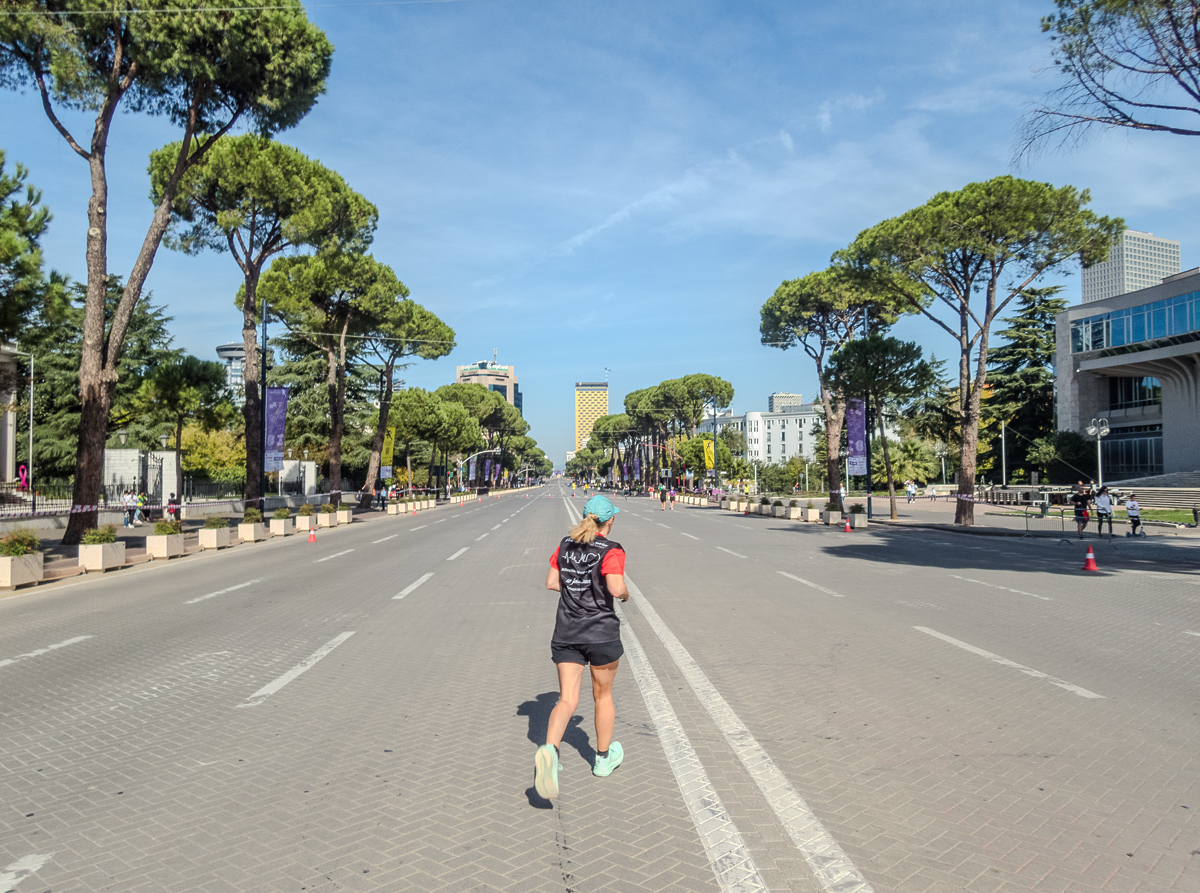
[1001, 421, 1007, 487]
[1086, 417, 1111, 488]
[936, 442, 947, 485]
[10, 349, 35, 511]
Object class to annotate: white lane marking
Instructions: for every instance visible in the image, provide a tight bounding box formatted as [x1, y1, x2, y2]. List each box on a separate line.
[914, 626, 1105, 699]
[626, 577, 873, 893]
[315, 549, 354, 563]
[452, 514, 461, 518]
[185, 580, 261, 605]
[236, 632, 355, 708]
[502, 518, 510, 523]
[617, 603, 768, 892]
[394, 573, 433, 600]
[435, 518, 447, 524]
[491, 524, 501, 530]
[950, 574, 1050, 601]
[681, 532, 700, 540]
[372, 534, 398, 544]
[716, 546, 746, 559]
[475, 533, 489, 541]
[446, 547, 469, 561]
[777, 571, 844, 597]
[1184, 630, 1200, 637]
[0, 853, 53, 889]
[410, 525, 427, 531]
[658, 523, 671, 529]
[0, 636, 93, 670]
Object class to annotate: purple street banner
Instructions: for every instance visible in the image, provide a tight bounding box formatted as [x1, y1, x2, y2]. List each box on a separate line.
[847, 398, 867, 476]
[264, 387, 289, 473]
[484, 458, 493, 482]
[468, 457, 476, 481]
[633, 456, 640, 478]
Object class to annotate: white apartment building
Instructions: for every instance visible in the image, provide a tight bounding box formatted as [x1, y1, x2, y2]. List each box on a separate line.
[767, 391, 805, 413]
[698, 402, 824, 464]
[1081, 230, 1180, 303]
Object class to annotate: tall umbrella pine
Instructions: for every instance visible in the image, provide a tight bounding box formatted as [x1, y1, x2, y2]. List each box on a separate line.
[824, 336, 937, 520]
[149, 137, 377, 506]
[760, 268, 898, 512]
[1, 0, 333, 544]
[255, 253, 400, 505]
[837, 176, 1122, 525]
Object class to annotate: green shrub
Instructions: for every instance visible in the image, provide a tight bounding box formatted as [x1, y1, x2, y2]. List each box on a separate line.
[81, 525, 118, 545]
[321, 503, 337, 513]
[849, 503, 865, 514]
[153, 519, 183, 536]
[297, 504, 315, 516]
[203, 516, 230, 529]
[273, 507, 291, 520]
[789, 499, 799, 507]
[0, 528, 40, 556]
[773, 499, 784, 507]
[760, 496, 771, 504]
[242, 508, 263, 523]
[824, 502, 838, 512]
[806, 500, 815, 509]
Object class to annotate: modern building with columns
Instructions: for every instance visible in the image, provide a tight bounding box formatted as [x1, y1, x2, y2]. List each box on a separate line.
[1056, 267, 1200, 480]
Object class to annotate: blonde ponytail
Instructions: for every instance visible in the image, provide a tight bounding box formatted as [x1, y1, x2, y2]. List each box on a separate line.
[569, 513, 601, 544]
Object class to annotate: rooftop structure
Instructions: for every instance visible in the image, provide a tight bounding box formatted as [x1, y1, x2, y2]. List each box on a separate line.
[456, 352, 522, 415]
[1081, 230, 1180, 304]
[216, 342, 246, 406]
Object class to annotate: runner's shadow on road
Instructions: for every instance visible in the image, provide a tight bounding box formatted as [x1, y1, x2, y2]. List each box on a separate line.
[517, 692, 592, 809]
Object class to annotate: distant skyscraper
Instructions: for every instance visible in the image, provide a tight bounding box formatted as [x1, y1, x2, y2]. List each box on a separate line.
[216, 342, 246, 406]
[574, 382, 608, 450]
[1081, 229, 1180, 303]
[768, 391, 804, 413]
[456, 353, 522, 415]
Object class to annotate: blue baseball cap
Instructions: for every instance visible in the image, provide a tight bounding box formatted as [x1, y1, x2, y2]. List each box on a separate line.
[582, 494, 619, 522]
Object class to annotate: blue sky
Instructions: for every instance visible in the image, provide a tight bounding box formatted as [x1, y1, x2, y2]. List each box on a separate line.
[3, 0, 1199, 466]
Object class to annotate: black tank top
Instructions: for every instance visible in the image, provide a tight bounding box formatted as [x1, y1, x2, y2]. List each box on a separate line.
[552, 535, 623, 644]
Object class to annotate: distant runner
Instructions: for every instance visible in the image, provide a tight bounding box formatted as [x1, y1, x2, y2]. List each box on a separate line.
[534, 495, 629, 801]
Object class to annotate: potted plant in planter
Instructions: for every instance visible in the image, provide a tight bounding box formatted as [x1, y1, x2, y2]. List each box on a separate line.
[386, 498, 402, 516]
[786, 498, 803, 520]
[820, 501, 843, 526]
[199, 516, 233, 549]
[270, 507, 294, 537]
[335, 503, 354, 524]
[772, 499, 787, 518]
[0, 528, 43, 589]
[317, 503, 339, 527]
[296, 503, 316, 531]
[79, 525, 125, 572]
[757, 496, 771, 515]
[238, 508, 268, 542]
[848, 503, 869, 528]
[147, 519, 185, 559]
[801, 499, 820, 523]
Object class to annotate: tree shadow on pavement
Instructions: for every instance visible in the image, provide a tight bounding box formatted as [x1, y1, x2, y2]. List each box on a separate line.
[516, 692, 592, 809]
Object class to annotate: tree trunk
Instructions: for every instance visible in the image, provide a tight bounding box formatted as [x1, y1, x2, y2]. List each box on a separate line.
[175, 419, 184, 501]
[955, 327, 991, 526]
[360, 357, 396, 509]
[241, 290, 263, 506]
[821, 388, 846, 512]
[877, 409, 898, 520]
[325, 347, 343, 506]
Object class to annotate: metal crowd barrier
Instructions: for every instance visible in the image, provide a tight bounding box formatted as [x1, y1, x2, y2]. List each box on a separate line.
[1022, 505, 1073, 540]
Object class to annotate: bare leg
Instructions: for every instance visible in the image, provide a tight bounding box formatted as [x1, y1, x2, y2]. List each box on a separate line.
[546, 662, 585, 748]
[589, 660, 619, 752]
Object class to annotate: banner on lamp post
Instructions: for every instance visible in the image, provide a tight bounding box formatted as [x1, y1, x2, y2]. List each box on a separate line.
[847, 398, 868, 476]
[264, 387, 288, 473]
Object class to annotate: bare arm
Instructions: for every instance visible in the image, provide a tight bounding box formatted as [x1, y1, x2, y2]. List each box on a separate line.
[606, 573, 629, 602]
[546, 566, 560, 592]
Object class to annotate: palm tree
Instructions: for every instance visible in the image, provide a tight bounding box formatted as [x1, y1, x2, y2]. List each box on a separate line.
[871, 438, 937, 486]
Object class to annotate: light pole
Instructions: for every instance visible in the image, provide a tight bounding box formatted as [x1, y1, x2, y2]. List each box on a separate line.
[1086, 417, 1110, 488]
[1001, 420, 1007, 487]
[10, 349, 34, 512]
[936, 442, 947, 485]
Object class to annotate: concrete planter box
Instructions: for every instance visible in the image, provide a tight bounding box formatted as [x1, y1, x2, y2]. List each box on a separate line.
[147, 534, 184, 559]
[820, 511, 842, 526]
[720, 499, 730, 510]
[317, 513, 339, 528]
[336, 509, 354, 525]
[386, 503, 401, 515]
[270, 518, 294, 537]
[801, 508, 820, 522]
[199, 527, 233, 550]
[79, 542, 125, 572]
[238, 523, 267, 543]
[847, 513, 869, 529]
[296, 515, 315, 531]
[0, 553, 43, 589]
[772, 505, 787, 517]
[754, 504, 770, 514]
[422, 500, 432, 510]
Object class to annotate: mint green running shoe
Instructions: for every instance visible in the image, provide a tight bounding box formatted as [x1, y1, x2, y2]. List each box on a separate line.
[534, 744, 559, 800]
[593, 741, 623, 777]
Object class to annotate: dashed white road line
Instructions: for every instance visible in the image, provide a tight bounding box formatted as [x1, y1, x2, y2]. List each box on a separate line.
[475, 533, 489, 541]
[1184, 630, 1200, 637]
[315, 549, 354, 563]
[0, 636, 93, 670]
[435, 518, 447, 524]
[236, 632, 355, 708]
[372, 534, 398, 544]
[915, 626, 1104, 699]
[446, 547, 469, 561]
[658, 523, 671, 529]
[950, 574, 1050, 601]
[185, 580, 260, 605]
[452, 514, 460, 518]
[681, 532, 700, 540]
[410, 525, 427, 531]
[0, 853, 53, 890]
[394, 573, 434, 600]
[491, 524, 501, 531]
[716, 546, 746, 558]
[777, 571, 843, 597]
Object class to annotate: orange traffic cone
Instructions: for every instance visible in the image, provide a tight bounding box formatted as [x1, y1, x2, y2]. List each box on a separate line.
[843, 516, 852, 533]
[1082, 545, 1099, 571]
[307, 528, 316, 543]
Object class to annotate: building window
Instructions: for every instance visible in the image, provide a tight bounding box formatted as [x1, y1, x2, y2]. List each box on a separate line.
[1109, 376, 1161, 410]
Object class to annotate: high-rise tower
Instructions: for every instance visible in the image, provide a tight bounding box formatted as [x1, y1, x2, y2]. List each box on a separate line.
[574, 382, 608, 451]
[1081, 230, 1180, 303]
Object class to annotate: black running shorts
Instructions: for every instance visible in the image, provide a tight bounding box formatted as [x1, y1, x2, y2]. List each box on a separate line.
[551, 640, 624, 666]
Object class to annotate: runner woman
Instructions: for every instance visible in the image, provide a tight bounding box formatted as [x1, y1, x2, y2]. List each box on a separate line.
[534, 495, 629, 800]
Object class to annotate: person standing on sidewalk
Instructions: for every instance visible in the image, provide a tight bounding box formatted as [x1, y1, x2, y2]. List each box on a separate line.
[1070, 482, 1091, 539]
[535, 494, 629, 801]
[1094, 486, 1114, 537]
[1125, 494, 1144, 537]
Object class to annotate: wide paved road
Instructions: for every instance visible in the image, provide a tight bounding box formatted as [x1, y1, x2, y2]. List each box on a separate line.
[1, 486, 1197, 893]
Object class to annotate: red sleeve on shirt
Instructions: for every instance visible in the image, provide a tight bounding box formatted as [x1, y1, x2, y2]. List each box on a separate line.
[549, 545, 560, 569]
[601, 547, 625, 576]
